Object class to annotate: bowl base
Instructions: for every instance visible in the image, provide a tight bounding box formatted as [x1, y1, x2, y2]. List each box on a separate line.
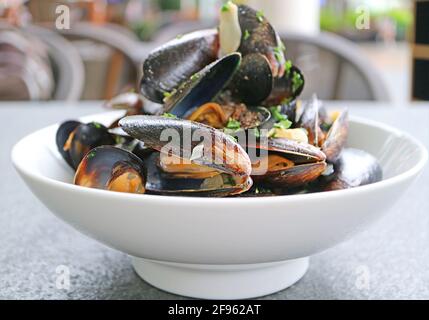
[132, 257, 309, 299]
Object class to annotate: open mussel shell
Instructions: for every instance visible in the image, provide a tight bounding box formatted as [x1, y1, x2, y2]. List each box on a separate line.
[247, 137, 327, 188]
[162, 53, 242, 118]
[74, 146, 146, 194]
[56, 120, 81, 168]
[228, 53, 273, 105]
[317, 148, 382, 191]
[235, 4, 285, 77]
[297, 94, 323, 146]
[119, 115, 252, 178]
[141, 29, 220, 103]
[321, 109, 349, 163]
[143, 152, 252, 197]
[68, 122, 115, 170]
[265, 65, 305, 105]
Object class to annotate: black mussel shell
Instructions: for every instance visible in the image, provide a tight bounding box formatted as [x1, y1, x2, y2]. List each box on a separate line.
[140, 29, 219, 103]
[56, 120, 81, 169]
[162, 53, 242, 118]
[74, 146, 146, 194]
[68, 122, 115, 170]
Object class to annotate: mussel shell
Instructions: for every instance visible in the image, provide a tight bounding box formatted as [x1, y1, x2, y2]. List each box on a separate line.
[236, 5, 285, 77]
[74, 146, 146, 194]
[143, 153, 252, 197]
[228, 53, 273, 105]
[247, 137, 327, 188]
[265, 65, 305, 105]
[69, 122, 115, 169]
[248, 137, 326, 163]
[119, 115, 252, 177]
[322, 109, 349, 163]
[56, 120, 81, 169]
[163, 53, 242, 118]
[318, 148, 382, 191]
[297, 95, 322, 146]
[252, 161, 327, 188]
[140, 29, 219, 103]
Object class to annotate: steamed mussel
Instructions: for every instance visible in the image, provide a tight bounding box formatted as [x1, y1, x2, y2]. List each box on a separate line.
[55, 2, 382, 197]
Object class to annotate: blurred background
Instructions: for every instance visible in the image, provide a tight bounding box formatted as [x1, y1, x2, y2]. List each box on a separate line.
[0, 0, 428, 103]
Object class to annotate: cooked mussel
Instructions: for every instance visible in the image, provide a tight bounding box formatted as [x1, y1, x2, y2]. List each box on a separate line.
[141, 29, 219, 103]
[162, 52, 241, 118]
[56, 121, 115, 170]
[321, 109, 349, 163]
[317, 148, 382, 191]
[248, 137, 327, 188]
[119, 115, 253, 196]
[220, 2, 285, 77]
[74, 146, 146, 194]
[56, 120, 80, 168]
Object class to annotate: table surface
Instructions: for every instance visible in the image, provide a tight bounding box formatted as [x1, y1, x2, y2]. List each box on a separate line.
[1, 101, 428, 300]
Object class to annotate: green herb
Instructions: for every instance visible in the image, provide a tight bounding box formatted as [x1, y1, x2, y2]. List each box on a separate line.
[87, 151, 96, 159]
[292, 71, 304, 93]
[190, 73, 200, 81]
[225, 174, 236, 186]
[226, 118, 241, 130]
[256, 10, 264, 22]
[221, 1, 231, 12]
[163, 91, 172, 98]
[175, 34, 184, 40]
[93, 122, 102, 129]
[284, 60, 292, 76]
[269, 106, 287, 122]
[274, 119, 292, 129]
[255, 187, 272, 194]
[162, 113, 177, 119]
[243, 29, 250, 40]
[251, 127, 260, 138]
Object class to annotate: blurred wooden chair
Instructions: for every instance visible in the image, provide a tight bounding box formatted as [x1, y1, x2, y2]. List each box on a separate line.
[280, 31, 392, 102]
[57, 22, 152, 99]
[24, 25, 85, 100]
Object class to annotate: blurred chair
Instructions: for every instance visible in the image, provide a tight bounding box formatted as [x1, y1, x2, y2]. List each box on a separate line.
[0, 28, 53, 100]
[280, 31, 392, 101]
[57, 22, 153, 99]
[24, 25, 85, 100]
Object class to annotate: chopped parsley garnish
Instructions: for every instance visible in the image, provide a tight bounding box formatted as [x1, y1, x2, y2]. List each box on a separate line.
[251, 127, 260, 138]
[163, 91, 172, 98]
[93, 122, 102, 129]
[273, 119, 292, 129]
[284, 60, 292, 76]
[255, 187, 272, 194]
[226, 118, 241, 130]
[190, 73, 200, 81]
[161, 113, 177, 119]
[175, 34, 184, 39]
[256, 10, 264, 22]
[243, 29, 250, 41]
[87, 151, 96, 159]
[221, 1, 231, 12]
[269, 106, 287, 122]
[292, 71, 304, 93]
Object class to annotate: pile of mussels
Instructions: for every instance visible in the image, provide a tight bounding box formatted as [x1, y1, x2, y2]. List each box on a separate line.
[56, 2, 382, 197]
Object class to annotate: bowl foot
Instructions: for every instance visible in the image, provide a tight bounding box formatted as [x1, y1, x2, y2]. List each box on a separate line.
[132, 257, 309, 299]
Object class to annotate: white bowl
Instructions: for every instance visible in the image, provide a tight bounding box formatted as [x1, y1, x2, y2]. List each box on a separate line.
[12, 111, 427, 299]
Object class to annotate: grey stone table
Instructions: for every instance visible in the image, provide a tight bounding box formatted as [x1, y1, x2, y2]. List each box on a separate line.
[1, 101, 428, 300]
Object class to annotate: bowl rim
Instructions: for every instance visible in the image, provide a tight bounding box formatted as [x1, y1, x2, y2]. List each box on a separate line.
[11, 114, 428, 205]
